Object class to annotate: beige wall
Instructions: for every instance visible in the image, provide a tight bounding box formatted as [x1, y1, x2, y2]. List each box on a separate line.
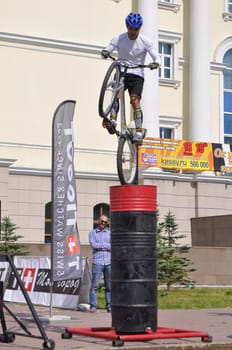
[1, 164, 120, 244]
[144, 175, 232, 245]
[0, 1, 131, 45]
[1, 1, 232, 276]
[210, 0, 231, 57]
[189, 247, 232, 285]
[2, 162, 232, 247]
[0, 165, 10, 216]
[0, 0, 131, 154]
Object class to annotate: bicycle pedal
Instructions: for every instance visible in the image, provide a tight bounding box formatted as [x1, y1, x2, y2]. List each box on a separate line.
[133, 131, 144, 144]
[102, 119, 116, 135]
[133, 137, 143, 145]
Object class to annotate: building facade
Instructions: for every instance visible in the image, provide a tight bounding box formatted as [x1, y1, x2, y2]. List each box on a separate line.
[0, 0, 232, 252]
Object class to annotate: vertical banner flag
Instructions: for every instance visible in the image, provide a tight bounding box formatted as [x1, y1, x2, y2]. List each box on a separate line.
[52, 100, 82, 282]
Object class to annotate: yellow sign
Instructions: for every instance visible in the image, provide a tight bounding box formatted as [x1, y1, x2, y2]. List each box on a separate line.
[139, 138, 232, 172]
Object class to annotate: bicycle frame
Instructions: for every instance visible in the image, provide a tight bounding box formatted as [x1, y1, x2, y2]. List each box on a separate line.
[113, 59, 147, 139]
[98, 57, 151, 185]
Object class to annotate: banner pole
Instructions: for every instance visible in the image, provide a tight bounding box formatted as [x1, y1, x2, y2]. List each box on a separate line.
[50, 100, 57, 319]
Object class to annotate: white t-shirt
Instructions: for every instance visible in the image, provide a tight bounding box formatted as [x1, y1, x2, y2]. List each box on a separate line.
[105, 32, 160, 78]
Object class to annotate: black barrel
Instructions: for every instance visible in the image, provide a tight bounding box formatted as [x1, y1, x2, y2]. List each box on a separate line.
[110, 185, 157, 333]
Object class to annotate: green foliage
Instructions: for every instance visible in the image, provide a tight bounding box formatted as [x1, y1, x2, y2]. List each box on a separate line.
[97, 287, 232, 310]
[157, 210, 196, 290]
[158, 288, 232, 309]
[0, 216, 29, 256]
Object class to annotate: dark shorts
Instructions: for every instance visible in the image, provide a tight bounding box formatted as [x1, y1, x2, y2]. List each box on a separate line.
[124, 73, 144, 98]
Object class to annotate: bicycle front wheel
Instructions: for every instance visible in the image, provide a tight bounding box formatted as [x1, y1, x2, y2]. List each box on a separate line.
[117, 136, 138, 185]
[98, 61, 120, 118]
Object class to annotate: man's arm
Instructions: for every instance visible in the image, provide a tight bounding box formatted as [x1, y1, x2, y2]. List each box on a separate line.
[101, 35, 119, 58]
[89, 230, 111, 250]
[89, 230, 100, 249]
[143, 35, 161, 65]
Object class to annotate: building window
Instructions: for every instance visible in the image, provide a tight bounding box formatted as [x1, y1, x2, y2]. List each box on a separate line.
[158, 0, 180, 12]
[44, 202, 52, 243]
[223, 49, 232, 144]
[159, 42, 172, 79]
[93, 203, 110, 229]
[223, 0, 232, 20]
[158, 31, 181, 88]
[159, 116, 181, 140]
[227, 0, 232, 13]
[160, 127, 173, 139]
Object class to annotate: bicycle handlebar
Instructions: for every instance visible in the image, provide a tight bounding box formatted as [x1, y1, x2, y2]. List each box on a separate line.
[108, 54, 159, 70]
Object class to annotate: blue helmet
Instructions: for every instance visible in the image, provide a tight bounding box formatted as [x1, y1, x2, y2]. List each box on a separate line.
[125, 12, 143, 29]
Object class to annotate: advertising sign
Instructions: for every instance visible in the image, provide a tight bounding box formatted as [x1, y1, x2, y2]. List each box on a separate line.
[139, 138, 232, 173]
[1, 256, 90, 309]
[52, 100, 82, 282]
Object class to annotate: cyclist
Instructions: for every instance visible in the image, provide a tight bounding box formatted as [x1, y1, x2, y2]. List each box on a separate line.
[101, 12, 160, 142]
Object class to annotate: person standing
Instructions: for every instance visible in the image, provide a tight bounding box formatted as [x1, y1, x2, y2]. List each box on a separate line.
[101, 12, 160, 142]
[89, 214, 111, 312]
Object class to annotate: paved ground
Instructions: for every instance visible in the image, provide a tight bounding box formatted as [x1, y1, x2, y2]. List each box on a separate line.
[0, 303, 232, 350]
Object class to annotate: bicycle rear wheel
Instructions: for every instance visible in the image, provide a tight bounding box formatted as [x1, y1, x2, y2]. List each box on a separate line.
[98, 61, 120, 118]
[117, 136, 138, 185]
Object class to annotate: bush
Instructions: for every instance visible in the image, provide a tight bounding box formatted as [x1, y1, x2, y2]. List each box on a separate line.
[0, 216, 29, 256]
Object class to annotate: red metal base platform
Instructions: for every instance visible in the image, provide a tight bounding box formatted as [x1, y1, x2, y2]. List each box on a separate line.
[62, 326, 212, 347]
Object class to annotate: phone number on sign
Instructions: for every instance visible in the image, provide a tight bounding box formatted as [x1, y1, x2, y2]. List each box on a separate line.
[160, 157, 210, 170]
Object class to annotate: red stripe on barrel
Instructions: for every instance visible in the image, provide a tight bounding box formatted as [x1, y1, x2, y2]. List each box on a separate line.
[110, 185, 157, 212]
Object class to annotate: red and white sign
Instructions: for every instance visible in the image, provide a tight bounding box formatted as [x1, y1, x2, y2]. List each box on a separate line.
[0, 256, 90, 309]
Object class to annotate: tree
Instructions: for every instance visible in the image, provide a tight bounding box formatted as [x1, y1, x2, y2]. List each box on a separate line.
[157, 210, 195, 290]
[0, 216, 29, 256]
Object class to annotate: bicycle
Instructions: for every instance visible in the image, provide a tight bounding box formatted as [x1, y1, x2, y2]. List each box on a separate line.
[98, 56, 158, 185]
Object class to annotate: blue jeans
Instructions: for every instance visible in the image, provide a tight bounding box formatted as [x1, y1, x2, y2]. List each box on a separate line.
[89, 264, 111, 309]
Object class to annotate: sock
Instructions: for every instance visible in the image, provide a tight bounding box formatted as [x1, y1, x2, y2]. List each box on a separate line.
[134, 109, 143, 129]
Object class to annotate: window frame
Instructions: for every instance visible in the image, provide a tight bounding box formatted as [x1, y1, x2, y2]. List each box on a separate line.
[44, 201, 52, 243]
[159, 42, 173, 80]
[159, 116, 182, 140]
[160, 126, 174, 139]
[223, 0, 232, 21]
[158, 31, 181, 88]
[223, 47, 232, 144]
[224, 89, 232, 143]
[158, 0, 180, 13]
[215, 38, 232, 143]
[93, 203, 110, 229]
